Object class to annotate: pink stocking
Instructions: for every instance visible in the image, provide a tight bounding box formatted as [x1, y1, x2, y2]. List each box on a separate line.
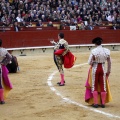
[93, 91, 98, 105]
[0, 89, 4, 102]
[101, 92, 106, 105]
[60, 74, 64, 85]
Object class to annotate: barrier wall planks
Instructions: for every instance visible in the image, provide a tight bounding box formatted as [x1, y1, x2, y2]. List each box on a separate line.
[0, 30, 120, 48]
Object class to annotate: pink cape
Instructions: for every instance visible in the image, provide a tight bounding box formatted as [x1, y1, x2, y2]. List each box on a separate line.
[2, 65, 13, 99]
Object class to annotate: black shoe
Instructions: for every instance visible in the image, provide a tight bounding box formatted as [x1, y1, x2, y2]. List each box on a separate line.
[57, 81, 65, 84]
[101, 104, 105, 108]
[0, 101, 5, 104]
[59, 84, 65, 86]
[92, 104, 98, 108]
[57, 82, 61, 84]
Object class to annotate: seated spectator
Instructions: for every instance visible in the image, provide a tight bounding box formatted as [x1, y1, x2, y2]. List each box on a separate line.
[84, 20, 88, 26]
[52, 11, 60, 22]
[34, 15, 39, 22]
[71, 16, 78, 26]
[112, 24, 120, 30]
[59, 21, 66, 30]
[36, 20, 44, 27]
[41, 15, 47, 22]
[79, 23, 86, 30]
[116, 15, 120, 24]
[13, 22, 20, 32]
[10, 13, 17, 24]
[97, 19, 103, 26]
[93, 20, 100, 26]
[47, 21, 53, 27]
[27, 21, 33, 27]
[106, 14, 115, 23]
[77, 15, 82, 23]
[16, 14, 23, 23]
[86, 22, 94, 30]
[65, 20, 71, 26]
[20, 21, 28, 27]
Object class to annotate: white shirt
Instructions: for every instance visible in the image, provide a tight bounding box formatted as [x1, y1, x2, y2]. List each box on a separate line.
[16, 17, 23, 22]
[107, 15, 115, 22]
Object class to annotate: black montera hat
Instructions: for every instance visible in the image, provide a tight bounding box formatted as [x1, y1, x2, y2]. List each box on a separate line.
[59, 32, 64, 38]
[92, 37, 103, 45]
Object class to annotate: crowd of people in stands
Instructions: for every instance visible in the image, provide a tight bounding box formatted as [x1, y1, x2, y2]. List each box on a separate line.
[0, 0, 120, 30]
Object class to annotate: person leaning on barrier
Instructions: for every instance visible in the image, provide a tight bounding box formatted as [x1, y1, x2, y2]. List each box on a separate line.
[47, 21, 53, 27]
[13, 21, 20, 32]
[36, 20, 44, 27]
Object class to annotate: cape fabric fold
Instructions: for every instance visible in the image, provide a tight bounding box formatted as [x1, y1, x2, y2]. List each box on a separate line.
[63, 51, 76, 69]
[54, 49, 76, 69]
[85, 66, 112, 105]
[2, 65, 13, 99]
[54, 49, 65, 55]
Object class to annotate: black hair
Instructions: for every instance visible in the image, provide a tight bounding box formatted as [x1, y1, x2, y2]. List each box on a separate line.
[58, 32, 64, 39]
[92, 37, 103, 45]
[0, 39, 2, 46]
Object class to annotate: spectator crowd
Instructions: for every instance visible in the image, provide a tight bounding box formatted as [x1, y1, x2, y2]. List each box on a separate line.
[0, 0, 120, 30]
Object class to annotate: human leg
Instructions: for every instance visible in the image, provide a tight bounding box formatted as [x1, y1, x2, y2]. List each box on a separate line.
[59, 72, 65, 86]
[99, 73, 106, 107]
[53, 53, 59, 70]
[92, 65, 99, 107]
[92, 91, 98, 108]
[100, 92, 106, 108]
[55, 55, 65, 86]
[0, 67, 5, 104]
[0, 89, 5, 104]
[99, 64, 106, 108]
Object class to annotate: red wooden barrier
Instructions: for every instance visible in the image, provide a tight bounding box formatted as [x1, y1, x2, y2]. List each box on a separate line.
[0, 30, 120, 48]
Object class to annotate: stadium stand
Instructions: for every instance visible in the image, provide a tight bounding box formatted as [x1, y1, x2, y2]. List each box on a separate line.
[0, 0, 119, 30]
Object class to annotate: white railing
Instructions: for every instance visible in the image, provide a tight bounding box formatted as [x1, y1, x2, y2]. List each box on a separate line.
[6, 43, 120, 51]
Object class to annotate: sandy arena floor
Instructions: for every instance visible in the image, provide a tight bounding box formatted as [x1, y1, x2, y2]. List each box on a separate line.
[0, 51, 120, 120]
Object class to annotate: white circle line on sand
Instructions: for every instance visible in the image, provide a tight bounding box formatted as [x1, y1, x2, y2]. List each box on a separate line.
[47, 63, 120, 119]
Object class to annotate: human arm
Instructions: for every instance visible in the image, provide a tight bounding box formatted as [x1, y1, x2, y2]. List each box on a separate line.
[106, 56, 111, 77]
[1, 53, 12, 66]
[50, 40, 57, 45]
[62, 42, 69, 56]
[88, 53, 95, 65]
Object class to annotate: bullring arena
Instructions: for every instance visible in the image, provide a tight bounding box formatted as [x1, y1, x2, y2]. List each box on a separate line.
[0, 43, 120, 120]
[0, 0, 120, 119]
